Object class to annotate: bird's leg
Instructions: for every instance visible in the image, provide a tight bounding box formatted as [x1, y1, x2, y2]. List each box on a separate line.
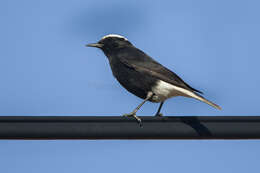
[123, 91, 154, 126]
[155, 101, 164, 117]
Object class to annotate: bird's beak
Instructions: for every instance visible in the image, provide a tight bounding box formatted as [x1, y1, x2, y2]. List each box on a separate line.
[86, 43, 103, 48]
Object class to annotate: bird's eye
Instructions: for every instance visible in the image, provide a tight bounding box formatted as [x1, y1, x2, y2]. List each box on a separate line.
[112, 42, 119, 47]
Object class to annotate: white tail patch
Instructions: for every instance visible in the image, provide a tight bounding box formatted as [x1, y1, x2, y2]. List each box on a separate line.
[101, 34, 128, 41]
[152, 80, 221, 110]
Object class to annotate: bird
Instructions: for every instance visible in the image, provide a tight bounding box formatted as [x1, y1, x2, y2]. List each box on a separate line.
[86, 34, 221, 126]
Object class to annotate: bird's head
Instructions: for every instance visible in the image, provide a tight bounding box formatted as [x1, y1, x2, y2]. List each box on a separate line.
[86, 34, 132, 54]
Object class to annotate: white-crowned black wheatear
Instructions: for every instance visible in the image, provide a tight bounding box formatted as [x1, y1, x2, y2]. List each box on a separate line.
[87, 34, 221, 126]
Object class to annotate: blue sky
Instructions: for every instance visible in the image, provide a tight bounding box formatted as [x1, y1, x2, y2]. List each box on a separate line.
[0, 0, 260, 172]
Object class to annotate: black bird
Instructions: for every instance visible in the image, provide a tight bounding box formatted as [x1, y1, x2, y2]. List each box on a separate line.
[87, 34, 221, 125]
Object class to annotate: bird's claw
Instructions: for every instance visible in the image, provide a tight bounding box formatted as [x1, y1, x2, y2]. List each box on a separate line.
[123, 112, 143, 127]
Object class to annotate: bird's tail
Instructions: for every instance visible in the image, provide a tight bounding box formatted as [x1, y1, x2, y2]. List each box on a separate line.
[192, 92, 221, 110]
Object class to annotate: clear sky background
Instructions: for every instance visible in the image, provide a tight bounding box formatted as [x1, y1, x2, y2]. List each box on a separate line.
[0, 0, 260, 172]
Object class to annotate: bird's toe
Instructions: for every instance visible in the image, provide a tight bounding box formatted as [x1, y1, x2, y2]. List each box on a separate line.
[122, 113, 135, 117]
[123, 112, 143, 127]
[155, 113, 163, 117]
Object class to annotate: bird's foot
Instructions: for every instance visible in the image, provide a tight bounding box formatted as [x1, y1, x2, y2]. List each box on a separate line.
[155, 113, 163, 117]
[123, 112, 142, 127]
[123, 112, 134, 117]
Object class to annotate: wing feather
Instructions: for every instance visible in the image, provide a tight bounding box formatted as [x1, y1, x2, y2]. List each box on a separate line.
[118, 47, 203, 94]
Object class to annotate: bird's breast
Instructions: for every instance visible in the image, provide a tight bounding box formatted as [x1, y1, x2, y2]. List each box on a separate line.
[109, 59, 157, 100]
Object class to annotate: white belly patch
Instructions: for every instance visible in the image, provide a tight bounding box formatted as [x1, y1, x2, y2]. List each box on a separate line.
[151, 80, 196, 102]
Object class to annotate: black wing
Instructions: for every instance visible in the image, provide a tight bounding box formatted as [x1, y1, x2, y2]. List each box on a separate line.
[118, 47, 203, 94]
